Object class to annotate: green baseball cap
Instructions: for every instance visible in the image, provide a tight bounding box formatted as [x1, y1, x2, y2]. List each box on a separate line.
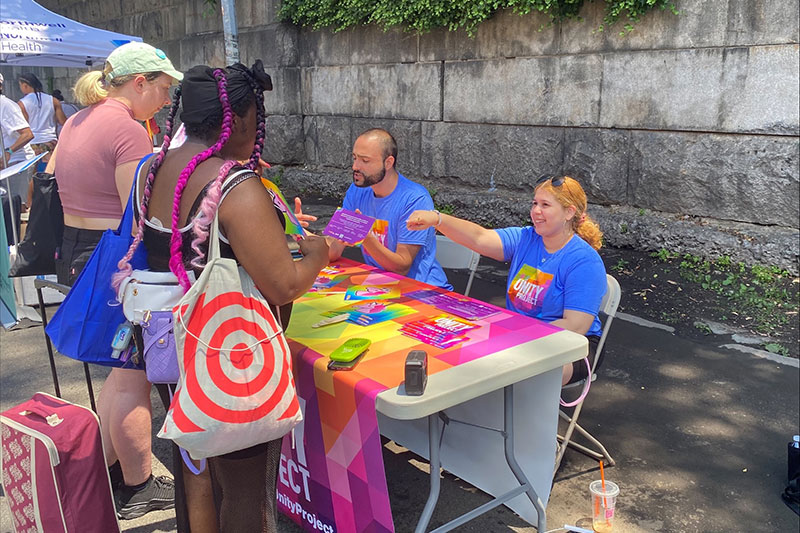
[106, 42, 183, 83]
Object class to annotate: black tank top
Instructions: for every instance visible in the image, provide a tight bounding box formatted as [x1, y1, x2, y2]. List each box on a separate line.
[134, 165, 285, 274]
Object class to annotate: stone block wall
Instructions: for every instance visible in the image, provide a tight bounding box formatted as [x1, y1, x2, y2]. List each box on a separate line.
[2, 0, 798, 271]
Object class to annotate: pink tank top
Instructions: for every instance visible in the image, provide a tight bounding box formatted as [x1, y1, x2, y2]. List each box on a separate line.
[55, 99, 153, 219]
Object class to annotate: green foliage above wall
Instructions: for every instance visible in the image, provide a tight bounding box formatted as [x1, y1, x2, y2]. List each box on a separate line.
[277, 0, 679, 37]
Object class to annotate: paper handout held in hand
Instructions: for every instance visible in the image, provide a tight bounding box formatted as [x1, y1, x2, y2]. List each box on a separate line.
[323, 208, 384, 246]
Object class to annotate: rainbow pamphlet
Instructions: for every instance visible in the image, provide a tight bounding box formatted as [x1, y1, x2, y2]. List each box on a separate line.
[261, 177, 304, 237]
[308, 275, 347, 293]
[399, 314, 478, 349]
[324, 301, 416, 326]
[308, 265, 348, 293]
[344, 283, 401, 301]
[405, 289, 500, 320]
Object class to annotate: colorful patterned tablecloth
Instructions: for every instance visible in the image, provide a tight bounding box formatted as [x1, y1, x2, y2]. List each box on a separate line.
[278, 259, 560, 532]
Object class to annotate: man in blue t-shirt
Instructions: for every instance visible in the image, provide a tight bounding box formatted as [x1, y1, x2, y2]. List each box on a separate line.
[326, 128, 452, 290]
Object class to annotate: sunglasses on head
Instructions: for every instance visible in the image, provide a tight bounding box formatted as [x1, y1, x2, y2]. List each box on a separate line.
[535, 175, 565, 187]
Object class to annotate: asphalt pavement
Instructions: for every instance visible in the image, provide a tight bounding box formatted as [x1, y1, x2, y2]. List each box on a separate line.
[1, 199, 798, 532]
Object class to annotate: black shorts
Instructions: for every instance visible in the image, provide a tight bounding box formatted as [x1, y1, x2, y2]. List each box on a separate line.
[569, 335, 602, 384]
[56, 226, 104, 286]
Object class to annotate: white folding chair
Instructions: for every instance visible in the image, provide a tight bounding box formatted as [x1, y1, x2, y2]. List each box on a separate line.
[434, 234, 480, 297]
[554, 274, 621, 475]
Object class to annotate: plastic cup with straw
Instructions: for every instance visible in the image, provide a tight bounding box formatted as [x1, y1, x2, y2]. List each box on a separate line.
[589, 460, 619, 532]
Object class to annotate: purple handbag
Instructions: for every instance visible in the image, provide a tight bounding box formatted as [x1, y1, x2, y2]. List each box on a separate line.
[141, 311, 179, 384]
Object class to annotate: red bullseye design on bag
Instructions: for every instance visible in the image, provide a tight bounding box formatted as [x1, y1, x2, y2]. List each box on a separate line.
[178, 292, 295, 423]
[159, 170, 302, 461]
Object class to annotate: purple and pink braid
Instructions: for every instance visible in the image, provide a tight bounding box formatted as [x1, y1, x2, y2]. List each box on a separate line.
[188, 158, 237, 270]
[112, 86, 182, 290]
[244, 73, 266, 172]
[186, 70, 269, 273]
[168, 69, 234, 291]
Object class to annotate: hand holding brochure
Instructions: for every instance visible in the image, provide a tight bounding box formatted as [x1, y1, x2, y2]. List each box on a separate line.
[323, 208, 387, 246]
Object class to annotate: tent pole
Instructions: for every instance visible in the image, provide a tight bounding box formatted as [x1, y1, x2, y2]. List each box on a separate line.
[220, 0, 240, 65]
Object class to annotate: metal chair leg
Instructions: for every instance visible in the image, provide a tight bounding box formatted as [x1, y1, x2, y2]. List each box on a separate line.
[554, 400, 587, 475]
[556, 417, 615, 467]
[570, 422, 615, 466]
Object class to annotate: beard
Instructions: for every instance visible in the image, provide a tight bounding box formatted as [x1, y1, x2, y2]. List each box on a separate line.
[353, 166, 386, 188]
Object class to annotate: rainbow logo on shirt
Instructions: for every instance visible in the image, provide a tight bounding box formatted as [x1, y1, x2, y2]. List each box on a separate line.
[507, 264, 553, 314]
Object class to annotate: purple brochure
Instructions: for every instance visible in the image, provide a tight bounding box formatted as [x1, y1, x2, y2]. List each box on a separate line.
[405, 289, 500, 321]
[323, 208, 376, 245]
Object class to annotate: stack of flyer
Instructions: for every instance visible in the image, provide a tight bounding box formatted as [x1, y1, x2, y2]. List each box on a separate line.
[400, 314, 478, 349]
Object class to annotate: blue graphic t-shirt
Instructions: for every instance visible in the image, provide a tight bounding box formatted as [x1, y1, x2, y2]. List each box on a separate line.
[343, 175, 452, 290]
[495, 226, 606, 337]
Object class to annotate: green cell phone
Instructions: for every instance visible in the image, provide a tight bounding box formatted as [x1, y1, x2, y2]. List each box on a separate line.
[329, 338, 371, 362]
[327, 352, 365, 371]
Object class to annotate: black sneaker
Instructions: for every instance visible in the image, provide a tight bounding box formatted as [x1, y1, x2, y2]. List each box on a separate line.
[116, 475, 175, 520]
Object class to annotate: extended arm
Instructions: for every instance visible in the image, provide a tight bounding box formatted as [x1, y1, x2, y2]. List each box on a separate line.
[407, 210, 505, 262]
[221, 178, 329, 306]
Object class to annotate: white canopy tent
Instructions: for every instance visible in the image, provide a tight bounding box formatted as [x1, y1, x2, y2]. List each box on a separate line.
[0, 0, 141, 67]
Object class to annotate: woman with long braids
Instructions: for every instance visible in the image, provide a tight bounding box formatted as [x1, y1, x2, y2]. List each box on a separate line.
[116, 61, 328, 532]
[53, 41, 182, 519]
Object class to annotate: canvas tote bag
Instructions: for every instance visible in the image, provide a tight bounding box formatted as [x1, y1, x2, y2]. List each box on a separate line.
[158, 208, 302, 460]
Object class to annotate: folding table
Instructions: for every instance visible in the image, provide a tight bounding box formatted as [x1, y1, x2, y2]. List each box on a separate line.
[280, 259, 587, 532]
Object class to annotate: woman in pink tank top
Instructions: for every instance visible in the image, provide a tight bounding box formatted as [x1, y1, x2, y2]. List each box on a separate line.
[51, 41, 183, 521]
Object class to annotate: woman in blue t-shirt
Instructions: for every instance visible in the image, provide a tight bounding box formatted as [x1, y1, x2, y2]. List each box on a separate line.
[407, 175, 606, 385]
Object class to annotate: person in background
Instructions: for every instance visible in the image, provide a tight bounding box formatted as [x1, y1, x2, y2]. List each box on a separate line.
[320, 128, 452, 290]
[16, 73, 66, 157]
[407, 175, 607, 385]
[1, 72, 35, 242]
[0, 73, 35, 168]
[54, 41, 182, 519]
[115, 60, 328, 532]
[52, 89, 80, 136]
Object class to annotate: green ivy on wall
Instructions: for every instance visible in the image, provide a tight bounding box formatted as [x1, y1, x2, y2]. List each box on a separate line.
[277, 0, 679, 37]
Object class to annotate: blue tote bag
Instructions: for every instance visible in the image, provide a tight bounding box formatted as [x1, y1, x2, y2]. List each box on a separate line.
[46, 157, 151, 367]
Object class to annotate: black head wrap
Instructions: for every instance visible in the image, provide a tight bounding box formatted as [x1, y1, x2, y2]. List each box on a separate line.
[180, 60, 272, 126]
